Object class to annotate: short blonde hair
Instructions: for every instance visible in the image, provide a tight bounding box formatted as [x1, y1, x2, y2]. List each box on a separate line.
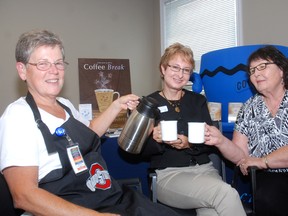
[159, 42, 195, 75]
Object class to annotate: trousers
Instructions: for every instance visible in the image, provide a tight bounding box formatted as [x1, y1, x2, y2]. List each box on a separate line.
[156, 162, 246, 216]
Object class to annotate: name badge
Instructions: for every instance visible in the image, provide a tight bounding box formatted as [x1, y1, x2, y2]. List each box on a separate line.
[67, 144, 88, 175]
[158, 106, 168, 113]
[55, 127, 88, 175]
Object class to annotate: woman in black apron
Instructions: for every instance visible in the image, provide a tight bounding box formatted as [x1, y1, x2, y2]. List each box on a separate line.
[0, 30, 180, 216]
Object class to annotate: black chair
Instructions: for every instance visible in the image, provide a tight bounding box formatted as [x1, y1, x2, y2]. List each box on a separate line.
[117, 177, 143, 193]
[0, 174, 24, 216]
[232, 166, 257, 216]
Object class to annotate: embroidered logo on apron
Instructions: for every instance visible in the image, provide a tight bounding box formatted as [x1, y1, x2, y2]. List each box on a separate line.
[86, 163, 111, 191]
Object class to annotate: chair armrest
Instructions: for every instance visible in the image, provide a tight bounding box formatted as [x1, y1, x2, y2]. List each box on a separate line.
[117, 178, 143, 193]
[149, 172, 158, 203]
[231, 165, 258, 187]
[232, 165, 258, 216]
[249, 166, 257, 215]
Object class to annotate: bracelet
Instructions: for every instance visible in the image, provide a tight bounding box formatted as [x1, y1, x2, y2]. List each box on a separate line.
[263, 156, 270, 169]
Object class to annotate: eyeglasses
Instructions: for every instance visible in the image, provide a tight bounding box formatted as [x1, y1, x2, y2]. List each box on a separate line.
[248, 62, 275, 76]
[167, 64, 192, 75]
[27, 60, 69, 71]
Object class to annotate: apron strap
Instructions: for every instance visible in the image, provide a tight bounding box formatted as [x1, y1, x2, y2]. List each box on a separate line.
[25, 91, 73, 153]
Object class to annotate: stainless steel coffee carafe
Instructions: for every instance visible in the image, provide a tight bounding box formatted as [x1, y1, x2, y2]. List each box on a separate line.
[118, 96, 159, 154]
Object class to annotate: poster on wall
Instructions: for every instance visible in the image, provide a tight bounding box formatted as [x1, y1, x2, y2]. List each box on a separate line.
[78, 58, 131, 130]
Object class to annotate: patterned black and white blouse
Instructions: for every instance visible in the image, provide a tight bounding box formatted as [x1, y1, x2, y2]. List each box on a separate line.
[235, 90, 288, 173]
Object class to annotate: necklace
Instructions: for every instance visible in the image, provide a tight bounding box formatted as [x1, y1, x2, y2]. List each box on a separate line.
[162, 90, 183, 112]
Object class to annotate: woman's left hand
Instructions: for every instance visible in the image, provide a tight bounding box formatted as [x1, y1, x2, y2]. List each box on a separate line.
[166, 134, 189, 149]
[237, 156, 264, 175]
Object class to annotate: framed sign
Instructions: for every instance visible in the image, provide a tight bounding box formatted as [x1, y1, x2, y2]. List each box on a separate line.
[78, 58, 131, 129]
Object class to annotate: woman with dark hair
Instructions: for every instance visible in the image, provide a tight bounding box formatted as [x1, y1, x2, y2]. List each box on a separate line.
[205, 45, 288, 216]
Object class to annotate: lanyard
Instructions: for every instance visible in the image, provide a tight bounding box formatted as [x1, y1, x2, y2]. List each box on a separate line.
[25, 91, 73, 153]
[25, 91, 88, 174]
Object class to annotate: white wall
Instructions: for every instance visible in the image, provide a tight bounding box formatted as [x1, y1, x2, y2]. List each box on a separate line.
[0, 0, 161, 113]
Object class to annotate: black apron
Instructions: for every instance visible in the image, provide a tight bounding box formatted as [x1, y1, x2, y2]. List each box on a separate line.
[26, 92, 180, 216]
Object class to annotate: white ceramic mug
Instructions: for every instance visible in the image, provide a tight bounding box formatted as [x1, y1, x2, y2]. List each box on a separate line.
[160, 120, 177, 141]
[188, 122, 205, 144]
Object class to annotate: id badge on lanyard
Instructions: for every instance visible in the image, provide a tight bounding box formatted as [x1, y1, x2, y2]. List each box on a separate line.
[55, 127, 88, 175]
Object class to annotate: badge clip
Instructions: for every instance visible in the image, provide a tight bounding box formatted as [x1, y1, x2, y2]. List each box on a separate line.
[55, 127, 88, 175]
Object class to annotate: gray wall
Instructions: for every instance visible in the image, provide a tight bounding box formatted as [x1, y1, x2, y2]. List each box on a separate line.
[0, 0, 161, 113]
[241, 0, 288, 46]
[0, 0, 287, 114]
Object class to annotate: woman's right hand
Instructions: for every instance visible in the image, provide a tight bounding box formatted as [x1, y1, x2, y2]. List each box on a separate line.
[204, 124, 224, 147]
[153, 124, 162, 143]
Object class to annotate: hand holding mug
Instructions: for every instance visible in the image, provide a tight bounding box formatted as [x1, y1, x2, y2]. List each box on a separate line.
[153, 124, 162, 143]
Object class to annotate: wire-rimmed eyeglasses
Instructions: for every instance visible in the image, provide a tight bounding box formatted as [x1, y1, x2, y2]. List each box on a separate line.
[27, 60, 69, 71]
[167, 64, 192, 75]
[248, 62, 275, 76]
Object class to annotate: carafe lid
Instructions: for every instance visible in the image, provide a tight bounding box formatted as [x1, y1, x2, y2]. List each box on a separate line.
[137, 96, 159, 118]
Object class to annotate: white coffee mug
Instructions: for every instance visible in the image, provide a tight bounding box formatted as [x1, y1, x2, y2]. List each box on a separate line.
[188, 122, 205, 144]
[160, 120, 177, 141]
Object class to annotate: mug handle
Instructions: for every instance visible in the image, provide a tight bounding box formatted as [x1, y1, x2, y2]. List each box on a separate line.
[113, 91, 120, 99]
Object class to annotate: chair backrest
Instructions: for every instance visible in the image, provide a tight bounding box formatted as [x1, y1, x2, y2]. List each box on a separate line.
[210, 121, 226, 181]
[0, 174, 24, 216]
[209, 152, 226, 181]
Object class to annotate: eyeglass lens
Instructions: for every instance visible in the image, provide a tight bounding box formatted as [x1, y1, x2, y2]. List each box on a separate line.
[168, 65, 191, 74]
[29, 61, 68, 71]
[249, 62, 273, 75]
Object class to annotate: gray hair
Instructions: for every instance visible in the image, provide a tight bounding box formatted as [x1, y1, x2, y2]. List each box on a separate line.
[15, 29, 65, 64]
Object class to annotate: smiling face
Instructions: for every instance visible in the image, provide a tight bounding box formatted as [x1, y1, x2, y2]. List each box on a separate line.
[249, 58, 283, 95]
[161, 54, 192, 91]
[16, 45, 65, 100]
